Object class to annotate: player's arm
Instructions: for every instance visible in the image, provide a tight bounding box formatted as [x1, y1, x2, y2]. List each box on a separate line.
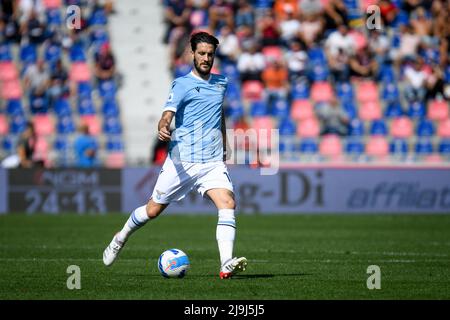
[158, 110, 174, 142]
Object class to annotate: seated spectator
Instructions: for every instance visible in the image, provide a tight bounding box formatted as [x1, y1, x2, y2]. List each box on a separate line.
[94, 42, 116, 82]
[48, 60, 70, 106]
[285, 39, 308, 83]
[235, 0, 255, 31]
[23, 59, 50, 100]
[325, 24, 354, 59]
[257, 9, 281, 48]
[279, 6, 301, 46]
[425, 63, 445, 100]
[16, 121, 37, 168]
[274, 0, 299, 21]
[403, 56, 428, 102]
[298, 12, 324, 48]
[21, 9, 47, 45]
[323, 0, 348, 32]
[391, 24, 421, 67]
[378, 0, 399, 28]
[208, 0, 234, 34]
[162, 0, 192, 45]
[237, 40, 266, 82]
[262, 58, 289, 103]
[299, 0, 323, 17]
[349, 45, 378, 80]
[74, 124, 98, 167]
[410, 6, 433, 38]
[216, 25, 240, 64]
[315, 98, 349, 136]
[2, 14, 22, 44]
[368, 29, 390, 66]
[329, 47, 350, 83]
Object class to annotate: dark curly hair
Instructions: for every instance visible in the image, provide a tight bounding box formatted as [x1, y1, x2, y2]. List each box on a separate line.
[190, 31, 219, 52]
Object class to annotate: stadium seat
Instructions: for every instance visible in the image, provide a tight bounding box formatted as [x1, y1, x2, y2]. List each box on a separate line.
[78, 97, 96, 115]
[311, 81, 334, 102]
[307, 47, 327, 65]
[173, 63, 191, 78]
[45, 43, 62, 66]
[10, 113, 26, 134]
[46, 8, 62, 26]
[382, 83, 400, 102]
[391, 116, 413, 138]
[408, 101, 426, 119]
[366, 136, 389, 158]
[342, 100, 357, 119]
[319, 134, 342, 157]
[6, 99, 24, 115]
[253, 116, 274, 147]
[385, 101, 404, 118]
[336, 82, 354, 101]
[297, 117, 320, 138]
[348, 30, 368, 52]
[225, 81, 241, 100]
[250, 100, 269, 117]
[221, 63, 240, 82]
[0, 62, 19, 81]
[99, 79, 117, 100]
[345, 139, 365, 156]
[225, 99, 244, 119]
[0, 114, 8, 136]
[242, 80, 264, 101]
[33, 137, 49, 164]
[89, 8, 108, 26]
[69, 44, 87, 62]
[356, 81, 378, 103]
[290, 99, 314, 121]
[54, 98, 72, 116]
[348, 118, 364, 136]
[438, 139, 450, 156]
[262, 46, 283, 62]
[43, 0, 62, 8]
[33, 114, 54, 136]
[57, 115, 76, 134]
[290, 81, 310, 99]
[359, 101, 382, 121]
[300, 139, 318, 154]
[309, 63, 329, 82]
[390, 138, 409, 156]
[1, 80, 22, 99]
[19, 43, 37, 65]
[0, 43, 12, 61]
[415, 139, 433, 155]
[103, 116, 122, 134]
[105, 152, 125, 168]
[271, 97, 290, 118]
[427, 100, 449, 121]
[378, 64, 396, 82]
[78, 81, 93, 99]
[102, 99, 120, 116]
[437, 119, 450, 138]
[80, 115, 101, 135]
[279, 118, 297, 136]
[370, 119, 387, 136]
[106, 135, 124, 152]
[416, 119, 435, 137]
[70, 62, 91, 82]
[30, 94, 49, 114]
[2, 135, 15, 153]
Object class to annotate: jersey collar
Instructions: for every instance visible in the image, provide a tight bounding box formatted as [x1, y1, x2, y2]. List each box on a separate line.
[190, 70, 211, 82]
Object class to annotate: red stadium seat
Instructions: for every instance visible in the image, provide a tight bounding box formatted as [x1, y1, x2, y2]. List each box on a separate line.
[242, 80, 265, 101]
[105, 152, 125, 168]
[360, 0, 378, 10]
[366, 136, 389, 158]
[424, 154, 443, 164]
[1, 80, 22, 99]
[33, 137, 49, 164]
[70, 62, 91, 82]
[319, 134, 342, 157]
[349, 30, 368, 52]
[0, 114, 8, 135]
[297, 117, 320, 138]
[43, 0, 62, 8]
[80, 115, 101, 135]
[427, 100, 449, 121]
[33, 114, 54, 136]
[359, 101, 382, 121]
[391, 116, 413, 138]
[0, 62, 19, 81]
[262, 46, 283, 62]
[356, 81, 379, 103]
[291, 99, 314, 121]
[311, 81, 334, 102]
[437, 119, 450, 138]
[253, 116, 274, 147]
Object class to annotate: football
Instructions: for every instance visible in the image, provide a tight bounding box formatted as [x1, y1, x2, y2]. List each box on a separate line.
[157, 249, 190, 278]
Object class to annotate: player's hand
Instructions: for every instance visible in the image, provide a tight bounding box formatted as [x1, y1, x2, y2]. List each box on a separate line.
[158, 126, 171, 141]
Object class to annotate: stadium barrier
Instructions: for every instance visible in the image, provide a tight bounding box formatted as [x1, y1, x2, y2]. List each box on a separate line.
[1, 167, 450, 214]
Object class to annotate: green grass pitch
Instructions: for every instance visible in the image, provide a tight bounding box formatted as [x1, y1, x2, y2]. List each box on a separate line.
[0, 214, 449, 300]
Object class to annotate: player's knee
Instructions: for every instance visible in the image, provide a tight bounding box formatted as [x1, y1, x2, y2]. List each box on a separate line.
[221, 196, 236, 210]
[146, 201, 165, 219]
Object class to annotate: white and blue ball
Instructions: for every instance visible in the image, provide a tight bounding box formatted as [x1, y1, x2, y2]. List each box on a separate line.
[157, 249, 190, 278]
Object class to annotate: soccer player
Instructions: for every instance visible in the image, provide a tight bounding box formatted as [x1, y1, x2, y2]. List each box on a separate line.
[103, 32, 247, 279]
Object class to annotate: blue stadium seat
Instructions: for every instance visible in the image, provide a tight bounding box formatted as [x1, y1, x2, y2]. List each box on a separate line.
[348, 118, 364, 136]
[225, 81, 241, 100]
[57, 115, 76, 134]
[225, 99, 244, 119]
[336, 82, 354, 101]
[45, 43, 62, 65]
[308, 47, 326, 64]
[416, 119, 435, 137]
[408, 101, 426, 119]
[384, 101, 404, 118]
[46, 9, 62, 27]
[280, 136, 296, 155]
[78, 81, 93, 99]
[253, 0, 274, 9]
[390, 138, 409, 155]
[54, 135, 71, 166]
[2, 135, 15, 154]
[98, 80, 117, 100]
[173, 63, 191, 78]
[271, 97, 290, 118]
[6, 99, 24, 115]
[378, 64, 396, 82]
[20, 43, 37, 65]
[221, 63, 240, 81]
[291, 81, 310, 99]
[9, 113, 27, 134]
[415, 139, 433, 155]
[345, 139, 364, 155]
[29, 94, 49, 114]
[370, 119, 387, 136]
[106, 135, 124, 151]
[300, 139, 318, 154]
[445, 65, 450, 83]
[382, 83, 400, 102]
[102, 99, 120, 116]
[391, 10, 410, 29]
[279, 118, 296, 136]
[439, 139, 450, 156]
[69, 43, 86, 62]
[90, 27, 109, 49]
[342, 100, 357, 119]
[309, 63, 329, 82]
[103, 116, 122, 134]
[0, 43, 13, 61]
[54, 98, 72, 116]
[89, 8, 108, 26]
[250, 100, 268, 117]
[78, 97, 96, 115]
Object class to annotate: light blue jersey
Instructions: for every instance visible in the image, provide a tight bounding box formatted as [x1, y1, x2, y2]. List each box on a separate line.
[163, 71, 228, 163]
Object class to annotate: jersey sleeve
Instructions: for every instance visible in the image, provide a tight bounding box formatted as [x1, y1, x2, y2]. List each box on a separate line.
[163, 79, 185, 113]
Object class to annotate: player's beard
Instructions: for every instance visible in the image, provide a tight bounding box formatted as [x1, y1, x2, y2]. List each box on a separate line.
[193, 58, 213, 76]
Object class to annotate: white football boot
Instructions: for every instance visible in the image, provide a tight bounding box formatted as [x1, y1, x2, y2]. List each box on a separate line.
[219, 257, 248, 279]
[103, 233, 125, 266]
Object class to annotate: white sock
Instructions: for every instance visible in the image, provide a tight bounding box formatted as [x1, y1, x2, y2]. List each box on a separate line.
[216, 209, 236, 266]
[117, 205, 150, 243]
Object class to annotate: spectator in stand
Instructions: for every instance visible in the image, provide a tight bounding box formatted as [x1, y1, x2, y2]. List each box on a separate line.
[237, 39, 265, 82]
[315, 98, 349, 136]
[329, 47, 350, 83]
[323, 0, 348, 32]
[325, 24, 354, 59]
[234, 0, 255, 31]
[401, 0, 427, 15]
[274, 0, 298, 22]
[391, 24, 421, 67]
[208, 0, 234, 34]
[216, 25, 241, 64]
[279, 5, 301, 47]
[94, 42, 116, 82]
[378, 0, 398, 28]
[16, 121, 37, 168]
[410, 6, 433, 39]
[262, 57, 289, 104]
[48, 59, 69, 107]
[349, 45, 378, 80]
[299, 0, 323, 17]
[285, 39, 308, 83]
[1, 0, 21, 44]
[18, 0, 44, 25]
[368, 29, 390, 66]
[403, 56, 428, 102]
[23, 59, 50, 100]
[21, 8, 47, 44]
[257, 9, 281, 47]
[298, 12, 324, 48]
[162, 0, 192, 45]
[425, 63, 445, 100]
[74, 124, 98, 168]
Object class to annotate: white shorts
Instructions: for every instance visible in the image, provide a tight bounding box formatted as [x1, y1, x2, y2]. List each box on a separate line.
[151, 156, 234, 204]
